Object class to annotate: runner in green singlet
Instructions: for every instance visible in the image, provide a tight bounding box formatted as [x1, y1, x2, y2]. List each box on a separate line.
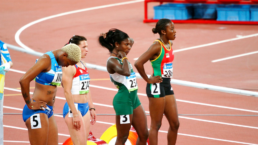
[98, 29, 148, 145]
[135, 19, 179, 145]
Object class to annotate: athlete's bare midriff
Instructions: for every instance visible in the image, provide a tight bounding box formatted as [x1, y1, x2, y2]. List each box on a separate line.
[72, 94, 88, 104]
[32, 83, 57, 106]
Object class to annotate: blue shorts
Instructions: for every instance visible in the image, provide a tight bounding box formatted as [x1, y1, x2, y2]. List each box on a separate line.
[22, 104, 53, 122]
[63, 102, 89, 118]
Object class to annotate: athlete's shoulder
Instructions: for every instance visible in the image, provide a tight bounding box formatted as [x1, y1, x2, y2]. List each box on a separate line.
[0, 41, 8, 51]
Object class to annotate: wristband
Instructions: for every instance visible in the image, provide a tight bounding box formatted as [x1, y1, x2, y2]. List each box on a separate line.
[2, 63, 10, 71]
[121, 57, 127, 62]
[89, 108, 95, 111]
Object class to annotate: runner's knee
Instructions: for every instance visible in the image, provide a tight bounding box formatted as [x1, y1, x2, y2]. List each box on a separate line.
[170, 121, 180, 131]
[138, 129, 149, 141]
[151, 121, 162, 131]
[117, 133, 129, 144]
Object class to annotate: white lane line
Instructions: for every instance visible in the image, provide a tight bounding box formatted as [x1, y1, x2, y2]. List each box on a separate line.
[176, 132, 258, 145]
[4, 107, 258, 145]
[5, 77, 258, 114]
[133, 33, 258, 60]
[89, 85, 258, 114]
[3, 125, 69, 137]
[4, 86, 258, 130]
[3, 105, 113, 125]
[174, 33, 258, 53]
[15, 0, 143, 51]
[212, 51, 258, 63]
[176, 99, 258, 114]
[3, 140, 63, 144]
[145, 110, 258, 130]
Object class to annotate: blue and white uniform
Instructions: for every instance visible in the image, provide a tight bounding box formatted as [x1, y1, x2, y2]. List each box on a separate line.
[63, 63, 90, 118]
[35, 51, 62, 86]
[22, 51, 62, 122]
[0, 40, 12, 72]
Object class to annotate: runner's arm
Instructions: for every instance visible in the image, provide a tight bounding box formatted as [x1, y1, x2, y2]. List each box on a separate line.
[19, 55, 50, 107]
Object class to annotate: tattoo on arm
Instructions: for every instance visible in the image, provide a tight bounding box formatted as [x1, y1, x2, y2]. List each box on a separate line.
[23, 93, 31, 104]
[47, 91, 52, 95]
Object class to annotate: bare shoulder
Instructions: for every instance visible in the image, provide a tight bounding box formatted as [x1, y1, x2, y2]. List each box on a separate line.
[149, 41, 161, 53]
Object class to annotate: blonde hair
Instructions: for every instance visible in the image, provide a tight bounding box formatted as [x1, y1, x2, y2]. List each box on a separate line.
[61, 44, 81, 62]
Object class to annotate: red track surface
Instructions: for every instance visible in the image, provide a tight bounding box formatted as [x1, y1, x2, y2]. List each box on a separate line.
[1, 0, 258, 144]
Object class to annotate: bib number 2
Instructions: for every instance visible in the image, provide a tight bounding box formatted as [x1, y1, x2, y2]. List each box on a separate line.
[126, 72, 138, 91]
[151, 83, 160, 95]
[162, 63, 173, 78]
[80, 80, 90, 90]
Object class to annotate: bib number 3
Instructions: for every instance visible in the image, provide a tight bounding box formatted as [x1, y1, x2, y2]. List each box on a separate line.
[120, 115, 130, 124]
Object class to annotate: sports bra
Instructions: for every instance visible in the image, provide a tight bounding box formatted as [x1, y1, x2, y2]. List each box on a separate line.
[151, 40, 174, 78]
[71, 62, 90, 95]
[35, 51, 62, 86]
[108, 56, 138, 92]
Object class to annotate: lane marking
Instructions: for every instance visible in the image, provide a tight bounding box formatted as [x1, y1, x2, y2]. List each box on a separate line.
[3, 140, 63, 144]
[3, 125, 69, 137]
[176, 132, 258, 145]
[4, 94, 22, 96]
[14, 0, 143, 51]
[4, 107, 258, 145]
[133, 33, 258, 60]
[91, 78, 110, 81]
[4, 87, 258, 130]
[7, 68, 258, 113]
[6, 80, 258, 114]
[212, 51, 258, 63]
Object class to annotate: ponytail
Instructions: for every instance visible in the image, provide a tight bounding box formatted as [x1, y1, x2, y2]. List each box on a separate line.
[65, 35, 87, 46]
[98, 29, 129, 53]
[152, 19, 171, 35]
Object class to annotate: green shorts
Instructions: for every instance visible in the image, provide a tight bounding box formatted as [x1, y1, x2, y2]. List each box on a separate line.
[113, 85, 141, 115]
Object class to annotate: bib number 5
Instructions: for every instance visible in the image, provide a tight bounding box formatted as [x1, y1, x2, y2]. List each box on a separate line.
[30, 114, 41, 129]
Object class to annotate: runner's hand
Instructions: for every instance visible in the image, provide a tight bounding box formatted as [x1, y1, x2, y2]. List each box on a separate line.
[90, 110, 96, 125]
[73, 114, 81, 130]
[148, 76, 163, 84]
[28, 101, 47, 110]
[117, 51, 126, 59]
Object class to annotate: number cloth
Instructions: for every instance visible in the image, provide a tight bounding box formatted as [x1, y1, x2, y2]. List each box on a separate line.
[0, 40, 12, 71]
[71, 64, 90, 94]
[35, 51, 62, 86]
[146, 40, 175, 98]
[146, 78, 174, 98]
[62, 102, 89, 118]
[107, 56, 141, 115]
[151, 40, 174, 78]
[22, 104, 53, 122]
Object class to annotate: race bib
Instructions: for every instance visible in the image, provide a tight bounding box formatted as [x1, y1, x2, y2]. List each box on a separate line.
[79, 74, 90, 94]
[30, 114, 41, 129]
[162, 63, 173, 78]
[51, 67, 62, 86]
[68, 103, 78, 117]
[126, 72, 138, 92]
